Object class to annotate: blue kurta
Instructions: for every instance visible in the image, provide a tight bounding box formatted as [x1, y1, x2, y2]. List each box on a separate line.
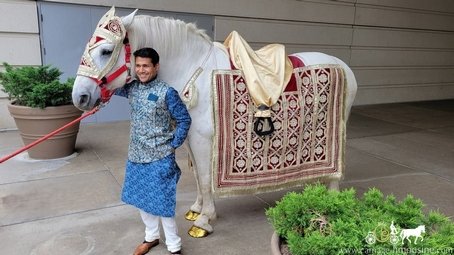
[116, 78, 191, 217]
[122, 154, 181, 217]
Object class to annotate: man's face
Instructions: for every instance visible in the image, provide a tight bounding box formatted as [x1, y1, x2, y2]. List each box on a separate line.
[135, 56, 159, 83]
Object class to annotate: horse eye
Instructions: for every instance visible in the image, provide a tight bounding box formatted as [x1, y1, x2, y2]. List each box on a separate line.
[101, 49, 113, 56]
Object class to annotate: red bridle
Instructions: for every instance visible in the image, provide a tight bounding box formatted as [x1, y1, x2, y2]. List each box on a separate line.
[90, 36, 132, 103]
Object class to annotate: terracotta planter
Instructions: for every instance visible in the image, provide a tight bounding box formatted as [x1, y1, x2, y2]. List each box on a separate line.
[7, 103, 83, 159]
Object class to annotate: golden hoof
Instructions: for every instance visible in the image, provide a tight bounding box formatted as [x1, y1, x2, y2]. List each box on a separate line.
[185, 210, 200, 221]
[188, 225, 209, 238]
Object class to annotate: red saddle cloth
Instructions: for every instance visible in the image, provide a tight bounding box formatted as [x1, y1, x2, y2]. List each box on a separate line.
[285, 55, 305, 92]
[212, 60, 346, 197]
[229, 55, 305, 93]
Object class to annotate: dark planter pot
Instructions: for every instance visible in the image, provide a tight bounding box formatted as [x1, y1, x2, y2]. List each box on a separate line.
[7, 103, 83, 159]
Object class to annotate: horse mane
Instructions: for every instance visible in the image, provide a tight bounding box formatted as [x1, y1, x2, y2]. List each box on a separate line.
[127, 15, 213, 84]
[129, 16, 211, 44]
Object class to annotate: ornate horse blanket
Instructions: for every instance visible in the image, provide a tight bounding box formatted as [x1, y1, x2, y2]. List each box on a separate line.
[211, 62, 346, 197]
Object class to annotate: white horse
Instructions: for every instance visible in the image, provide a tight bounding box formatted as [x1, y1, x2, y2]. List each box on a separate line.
[72, 7, 357, 237]
[400, 225, 425, 244]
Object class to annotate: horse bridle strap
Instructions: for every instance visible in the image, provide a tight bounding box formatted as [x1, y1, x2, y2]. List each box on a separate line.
[77, 9, 131, 103]
[95, 64, 128, 103]
[90, 37, 131, 103]
[180, 44, 214, 109]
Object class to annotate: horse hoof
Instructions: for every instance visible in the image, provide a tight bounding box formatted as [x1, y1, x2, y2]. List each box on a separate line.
[188, 225, 210, 238]
[185, 210, 200, 221]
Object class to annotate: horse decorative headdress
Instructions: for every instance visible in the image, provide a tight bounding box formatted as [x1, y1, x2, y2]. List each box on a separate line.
[77, 7, 128, 82]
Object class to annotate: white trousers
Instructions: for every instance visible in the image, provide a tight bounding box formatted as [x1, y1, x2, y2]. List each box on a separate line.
[139, 210, 182, 253]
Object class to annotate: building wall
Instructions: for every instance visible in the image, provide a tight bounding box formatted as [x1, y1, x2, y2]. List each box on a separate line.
[211, 0, 454, 105]
[0, 0, 41, 129]
[351, 0, 454, 104]
[38, 0, 454, 105]
[1, 0, 454, 129]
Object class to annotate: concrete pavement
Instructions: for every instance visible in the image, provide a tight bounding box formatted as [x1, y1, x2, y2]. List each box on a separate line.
[1, 99, 453, 254]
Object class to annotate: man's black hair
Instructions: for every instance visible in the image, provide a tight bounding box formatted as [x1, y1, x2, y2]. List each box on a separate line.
[133, 48, 160, 65]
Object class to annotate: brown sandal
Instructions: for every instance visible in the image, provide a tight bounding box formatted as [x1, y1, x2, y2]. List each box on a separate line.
[133, 239, 159, 255]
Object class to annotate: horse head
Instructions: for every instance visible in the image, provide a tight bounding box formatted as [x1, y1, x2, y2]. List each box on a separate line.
[72, 7, 137, 111]
[419, 225, 426, 233]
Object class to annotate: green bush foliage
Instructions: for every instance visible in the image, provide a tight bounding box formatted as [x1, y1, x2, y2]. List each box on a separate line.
[266, 183, 454, 255]
[0, 63, 74, 108]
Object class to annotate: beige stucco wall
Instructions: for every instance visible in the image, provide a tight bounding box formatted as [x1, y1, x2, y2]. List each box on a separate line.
[1, 0, 454, 130]
[0, 0, 41, 130]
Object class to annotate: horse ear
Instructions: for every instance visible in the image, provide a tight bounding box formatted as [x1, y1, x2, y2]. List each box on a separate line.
[107, 6, 116, 16]
[122, 9, 138, 29]
[97, 6, 116, 27]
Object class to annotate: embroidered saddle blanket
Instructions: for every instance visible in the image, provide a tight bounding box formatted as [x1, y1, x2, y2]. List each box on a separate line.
[211, 62, 346, 197]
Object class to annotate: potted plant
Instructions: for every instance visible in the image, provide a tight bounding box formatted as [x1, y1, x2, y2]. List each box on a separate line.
[266, 183, 454, 255]
[0, 63, 83, 159]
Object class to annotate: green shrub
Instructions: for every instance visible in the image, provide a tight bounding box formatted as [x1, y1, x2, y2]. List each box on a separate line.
[266, 183, 454, 255]
[0, 63, 74, 108]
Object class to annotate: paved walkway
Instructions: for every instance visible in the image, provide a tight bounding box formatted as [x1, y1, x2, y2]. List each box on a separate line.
[1, 100, 453, 254]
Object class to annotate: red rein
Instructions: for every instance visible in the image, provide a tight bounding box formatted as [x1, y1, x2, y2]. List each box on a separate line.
[92, 37, 131, 103]
[0, 37, 131, 163]
[0, 106, 100, 163]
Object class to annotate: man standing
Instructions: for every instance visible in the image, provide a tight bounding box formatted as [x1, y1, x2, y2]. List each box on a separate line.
[116, 47, 191, 255]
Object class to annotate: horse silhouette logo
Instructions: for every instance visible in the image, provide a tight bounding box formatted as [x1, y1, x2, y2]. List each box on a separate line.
[365, 222, 425, 245]
[400, 225, 425, 244]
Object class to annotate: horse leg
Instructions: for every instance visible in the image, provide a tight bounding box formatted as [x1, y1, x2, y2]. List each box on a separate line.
[183, 142, 203, 221]
[187, 133, 216, 238]
[190, 173, 216, 237]
[404, 235, 410, 244]
[415, 235, 422, 244]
